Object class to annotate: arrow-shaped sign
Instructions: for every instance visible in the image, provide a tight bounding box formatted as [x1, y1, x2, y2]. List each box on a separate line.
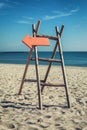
[22, 35, 50, 49]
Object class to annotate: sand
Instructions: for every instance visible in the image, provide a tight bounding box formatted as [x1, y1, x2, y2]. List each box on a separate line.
[0, 64, 87, 130]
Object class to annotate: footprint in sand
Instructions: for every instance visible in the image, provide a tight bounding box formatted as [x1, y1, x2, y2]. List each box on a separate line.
[0, 121, 15, 129]
[18, 125, 39, 130]
[45, 115, 52, 119]
[39, 122, 50, 129]
[7, 123, 15, 129]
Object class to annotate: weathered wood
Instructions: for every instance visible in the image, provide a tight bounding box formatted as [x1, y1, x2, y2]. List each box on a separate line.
[36, 34, 58, 40]
[34, 46, 42, 110]
[32, 23, 42, 110]
[40, 83, 65, 87]
[36, 25, 64, 40]
[35, 20, 41, 34]
[59, 25, 64, 38]
[18, 48, 33, 95]
[41, 42, 58, 93]
[55, 26, 70, 108]
[31, 57, 61, 63]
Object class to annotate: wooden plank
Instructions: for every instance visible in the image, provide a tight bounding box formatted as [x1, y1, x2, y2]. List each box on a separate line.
[32, 22, 42, 110]
[34, 46, 42, 110]
[35, 20, 41, 34]
[18, 48, 33, 95]
[31, 57, 61, 63]
[55, 26, 70, 108]
[59, 25, 64, 38]
[40, 83, 65, 87]
[36, 34, 58, 40]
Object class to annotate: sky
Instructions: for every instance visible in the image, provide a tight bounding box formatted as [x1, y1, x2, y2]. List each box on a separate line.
[0, 0, 87, 52]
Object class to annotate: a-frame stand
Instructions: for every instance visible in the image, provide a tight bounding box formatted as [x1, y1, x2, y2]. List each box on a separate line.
[18, 20, 70, 110]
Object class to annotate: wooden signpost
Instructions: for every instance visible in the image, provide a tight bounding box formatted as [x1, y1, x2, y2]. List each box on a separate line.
[18, 20, 70, 110]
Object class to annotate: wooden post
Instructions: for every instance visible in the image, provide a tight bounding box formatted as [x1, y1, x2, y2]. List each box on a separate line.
[32, 22, 42, 110]
[55, 26, 70, 108]
[18, 48, 33, 95]
[34, 46, 42, 109]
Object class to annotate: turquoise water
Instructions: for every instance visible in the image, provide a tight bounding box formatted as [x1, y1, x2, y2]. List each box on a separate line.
[0, 52, 87, 67]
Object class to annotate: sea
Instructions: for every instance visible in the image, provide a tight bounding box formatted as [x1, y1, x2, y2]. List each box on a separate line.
[0, 52, 87, 67]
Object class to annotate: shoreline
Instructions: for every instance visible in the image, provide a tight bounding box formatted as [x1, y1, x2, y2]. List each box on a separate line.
[0, 63, 87, 67]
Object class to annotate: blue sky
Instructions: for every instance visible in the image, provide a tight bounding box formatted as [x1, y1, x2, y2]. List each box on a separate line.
[0, 0, 87, 52]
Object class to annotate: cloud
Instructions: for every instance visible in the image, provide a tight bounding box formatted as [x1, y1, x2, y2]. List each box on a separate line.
[16, 20, 32, 24]
[6, 0, 19, 5]
[44, 12, 71, 20]
[43, 7, 79, 20]
[0, 0, 18, 9]
[70, 8, 79, 13]
[0, 2, 5, 9]
[16, 16, 34, 24]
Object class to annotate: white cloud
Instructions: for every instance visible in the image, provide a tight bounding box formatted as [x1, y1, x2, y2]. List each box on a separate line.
[6, 0, 19, 5]
[16, 16, 34, 24]
[0, 0, 18, 9]
[16, 20, 32, 24]
[70, 8, 79, 13]
[0, 3, 5, 9]
[44, 12, 71, 20]
[43, 7, 79, 20]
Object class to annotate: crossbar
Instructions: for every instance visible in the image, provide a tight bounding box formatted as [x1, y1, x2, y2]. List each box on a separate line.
[31, 57, 61, 63]
[40, 83, 65, 87]
[36, 34, 58, 40]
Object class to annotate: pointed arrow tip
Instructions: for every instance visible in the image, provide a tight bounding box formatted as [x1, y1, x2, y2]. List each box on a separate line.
[22, 35, 32, 49]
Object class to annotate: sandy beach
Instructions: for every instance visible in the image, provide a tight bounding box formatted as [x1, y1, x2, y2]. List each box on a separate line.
[0, 64, 87, 130]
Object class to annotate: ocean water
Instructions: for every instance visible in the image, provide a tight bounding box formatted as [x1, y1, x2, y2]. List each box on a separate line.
[0, 52, 87, 67]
